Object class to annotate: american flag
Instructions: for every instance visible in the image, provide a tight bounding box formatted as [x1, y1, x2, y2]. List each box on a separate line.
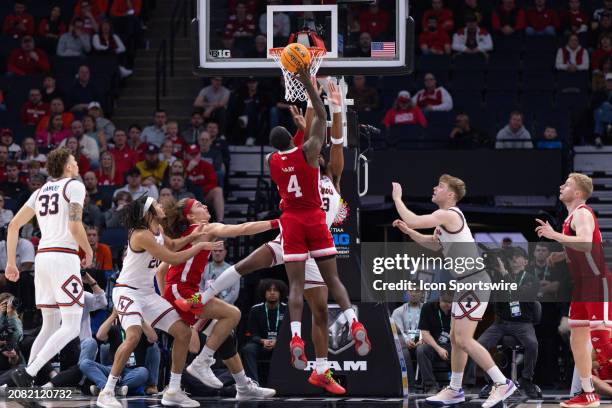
[371, 42, 396, 57]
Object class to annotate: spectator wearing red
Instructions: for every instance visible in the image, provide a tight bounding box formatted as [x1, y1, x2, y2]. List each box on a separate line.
[2, 1, 34, 39]
[592, 34, 612, 71]
[359, 0, 391, 40]
[451, 14, 493, 54]
[36, 114, 71, 150]
[184, 144, 224, 222]
[225, 2, 256, 38]
[74, 0, 102, 35]
[491, 0, 526, 36]
[526, 0, 559, 36]
[556, 34, 589, 72]
[36, 98, 75, 133]
[128, 124, 147, 159]
[165, 121, 186, 158]
[6, 36, 50, 77]
[110, 0, 142, 17]
[96, 151, 124, 186]
[110, 129, 138, 177]
[412, 73, 453, 112]
[20, 89, 49, 126]
[560, 0, 589, 35]
[422, 0, 454, 32]
[419, 16, 451, 55]
[383, 91, 428, 129]
[75, 0, 108, 17]
[38, 6, 67, 52]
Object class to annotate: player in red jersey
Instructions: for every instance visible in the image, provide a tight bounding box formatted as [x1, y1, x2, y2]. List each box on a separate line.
[536, 173, 612, 408]
[160, 198, 276, 400]
[267, 67, 359, 376]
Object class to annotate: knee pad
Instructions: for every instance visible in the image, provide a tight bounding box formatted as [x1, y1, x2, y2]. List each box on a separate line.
[217, 331, 238, 360]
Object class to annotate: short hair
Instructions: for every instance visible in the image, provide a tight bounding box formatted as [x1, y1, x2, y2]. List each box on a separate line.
[568, 172, 593, 199]
[270, 126, 292, 151]
[128, 124, 142, 132]
[510, 111, 523, 119]
[439, 174, 466, 202]
[46, 148, 72, 178]
[6, 160, 19, 169]
[439, 290, 454, 303]
[85, 225, 99, 233]
[154, 109, 166, 115]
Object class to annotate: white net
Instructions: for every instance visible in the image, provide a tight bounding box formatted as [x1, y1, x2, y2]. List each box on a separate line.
[270, 47, 326, 102]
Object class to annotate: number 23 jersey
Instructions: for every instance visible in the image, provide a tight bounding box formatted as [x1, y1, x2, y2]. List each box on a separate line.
[25, 177, 86, 251]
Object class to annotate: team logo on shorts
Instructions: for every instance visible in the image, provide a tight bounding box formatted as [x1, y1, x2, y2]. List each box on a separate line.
[116, 296, 134, 313]
[333, 199, 350, 226]
[454, 291, 481, 319]
[60, 275, 84, 306]
[328, 304, 358, 355]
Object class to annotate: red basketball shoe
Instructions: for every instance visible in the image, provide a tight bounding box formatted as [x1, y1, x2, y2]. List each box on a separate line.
[289, 334, 308, 370]
[351, 321, 371, 356]
[560, 392, 600, 408]
[175, 294, 205, 315]
[308, 369, 346, 395]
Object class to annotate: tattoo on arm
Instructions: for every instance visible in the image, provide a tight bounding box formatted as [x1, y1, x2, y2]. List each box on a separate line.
[69, 203, 83, 222]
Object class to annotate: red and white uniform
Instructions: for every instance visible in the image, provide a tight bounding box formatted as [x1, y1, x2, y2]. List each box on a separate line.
[163, 224, 211, 325]
[113, 230, 181, 333]
[563, 204, 612, 327]
[24, 178, 86, 309]
[269, 147, 336, 262]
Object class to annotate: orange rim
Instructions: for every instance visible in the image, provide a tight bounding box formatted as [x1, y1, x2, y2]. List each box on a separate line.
[269, 46, 326, 57]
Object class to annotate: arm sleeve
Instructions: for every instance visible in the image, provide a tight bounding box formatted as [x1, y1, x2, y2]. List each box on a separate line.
[224, 280, 240, 305]
[92, 34, 106, 50]
[114, 34, 126, 53]
[89, 291, 108, 312]
[56, 35, 69, 56]
[391, 306, 408, 340]
[480, 33, 493, 52]
[67, 180, 87, 206]
[81, 34, 92, 53]
[452, 33, 466, 52]
[578, 50, 590, 70]
[432, 88, 453, 111]
[8, 316, 23, 344]
[24, 190, 39, 210]
[556, 48, 567, 70]
[203, 162, 218, 192]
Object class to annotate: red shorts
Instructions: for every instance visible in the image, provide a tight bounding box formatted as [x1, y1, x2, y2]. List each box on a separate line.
[163, 283, 200, 326]
[569, 302, 612, 327]
[279, 209, 337, 262]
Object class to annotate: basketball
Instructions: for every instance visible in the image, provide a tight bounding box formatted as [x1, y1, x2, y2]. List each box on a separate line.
[280, 43, 311, 74]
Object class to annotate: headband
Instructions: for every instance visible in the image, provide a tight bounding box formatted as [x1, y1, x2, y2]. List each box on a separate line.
[183, 198, 196, 217]
[143, 196, 155, 218]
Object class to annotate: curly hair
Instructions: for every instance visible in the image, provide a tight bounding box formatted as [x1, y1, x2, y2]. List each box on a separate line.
[120, 195, 157, 231]
[46, 147, 72, 178]
[258, 279, 288, 303]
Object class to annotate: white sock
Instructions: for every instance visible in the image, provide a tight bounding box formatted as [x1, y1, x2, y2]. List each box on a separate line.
[290, 321, 301, 337]
[449, 372, 463, 390]
[570, 366, 582, 395]
[169, 372, 182, 392]
[581, 376, 595, 393]
[194, 345, 215, 364]
[42, 382, 53, 388]
[104, 374, 120, 392]
[343, 308, 357, 325]
[487, 366, 507, 384]
[204, 266, 241, 303]
[315, 357, 329, 375]
[232, 370, 249, 387]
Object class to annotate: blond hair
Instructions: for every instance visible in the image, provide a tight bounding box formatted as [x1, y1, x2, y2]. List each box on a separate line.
[568, 173, 593, 199]
[439, 174, 466, 202]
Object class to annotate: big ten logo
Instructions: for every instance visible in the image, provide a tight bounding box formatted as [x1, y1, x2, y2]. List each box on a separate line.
[333, 233, 350, 246]
[209, 49, 231, 58]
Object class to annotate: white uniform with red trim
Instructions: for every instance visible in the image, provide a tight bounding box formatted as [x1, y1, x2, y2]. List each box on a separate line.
[24, 178, 86, 309]
[436, 207, 489, 321]
[267, 175, 341, 289]
[113, 230, 181, 332]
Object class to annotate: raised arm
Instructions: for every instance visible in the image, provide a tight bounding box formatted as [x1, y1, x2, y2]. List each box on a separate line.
[536, 208, 595, 252]
[326, 80, 344, 191]
[391, 182, 452, 229]
[133, 230, 215, 265]
[96, 308, 118, 342]
[205, 220, 279, 239]
[296, 66, 327, 167]
[392, 219, 442, 252]
[163, 224, 207, 251]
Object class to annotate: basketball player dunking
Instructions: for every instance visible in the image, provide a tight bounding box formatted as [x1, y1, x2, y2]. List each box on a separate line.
[536, 173, 611, 408]
[5, 148, 94, 388]
[266, 66, 361, 381]
[392, 175, 517, 408]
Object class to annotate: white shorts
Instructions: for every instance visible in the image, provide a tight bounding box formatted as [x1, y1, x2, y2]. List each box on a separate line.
[113, 284, 181, 333]
[451, 269, 491, 321]
[265, 236, 326, 290]
[34, 250, 84, 310]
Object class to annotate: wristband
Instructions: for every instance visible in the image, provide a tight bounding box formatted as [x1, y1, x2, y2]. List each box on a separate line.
[329, 104, 342, 114]
[270, 219, 280, 229]
[331, 137, 345, 145]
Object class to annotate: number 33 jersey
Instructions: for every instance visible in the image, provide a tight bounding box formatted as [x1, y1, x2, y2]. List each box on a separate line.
[25, 177, 86, 251]
[269, 147, 322, 212]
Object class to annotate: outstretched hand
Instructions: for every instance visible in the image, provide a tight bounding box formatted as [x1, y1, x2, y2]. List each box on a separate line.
[392, 219, 412, 235]
[295, 64, 311, 85]
[289, 105, 306, 131]
[327, 79, 343, 107]
[391, 182, 403, 201]
[535, 218, 556, 239]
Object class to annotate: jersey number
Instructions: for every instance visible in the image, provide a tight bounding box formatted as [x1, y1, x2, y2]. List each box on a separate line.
[148, 258, 161, 269]
[287, 175, 303, 198]
[321, 197, 330, 212]
[38, 193, 59, 216]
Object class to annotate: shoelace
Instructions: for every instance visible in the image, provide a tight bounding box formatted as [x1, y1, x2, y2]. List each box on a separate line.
[324, 370, 339, 384]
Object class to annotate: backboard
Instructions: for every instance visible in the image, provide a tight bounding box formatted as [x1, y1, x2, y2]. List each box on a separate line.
[193, 0, 414, 77]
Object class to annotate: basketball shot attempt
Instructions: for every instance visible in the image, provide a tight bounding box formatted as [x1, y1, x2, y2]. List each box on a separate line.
[392, 176, 517, 407]
[4, 147, 94, 387]
[536, 173, 611, 408]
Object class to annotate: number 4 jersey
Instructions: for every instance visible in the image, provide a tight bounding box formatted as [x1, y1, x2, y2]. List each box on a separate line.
[25, 177, 86, 251]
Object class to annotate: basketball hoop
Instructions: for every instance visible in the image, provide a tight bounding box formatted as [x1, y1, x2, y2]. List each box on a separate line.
[269, 47, 326, 102]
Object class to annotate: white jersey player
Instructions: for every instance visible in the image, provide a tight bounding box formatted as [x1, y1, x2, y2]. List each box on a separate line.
[392, 175, 516, 408]
[5, 148, 94, 388]
[97, 195, 215, 408]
